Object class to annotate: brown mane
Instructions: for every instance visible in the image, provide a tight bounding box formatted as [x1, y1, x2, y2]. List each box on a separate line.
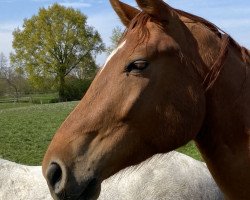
[121, 8, 249, 91]
[121, 12, 151, 48]
[175, 9, 250, 64]
[174, 9, 250, 91]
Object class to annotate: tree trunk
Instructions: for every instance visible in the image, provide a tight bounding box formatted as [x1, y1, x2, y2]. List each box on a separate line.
[6, 78, 19, 102]
[58, 74, 66, 102]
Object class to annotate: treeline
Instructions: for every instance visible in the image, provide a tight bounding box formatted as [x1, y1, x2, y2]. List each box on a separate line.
[0, 51, 97, 103]
[0, 51, 98, 102]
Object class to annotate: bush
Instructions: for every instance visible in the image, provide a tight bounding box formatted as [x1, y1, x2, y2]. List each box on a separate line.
[64, 77, 92, 101]
[49, 98, 59, 104]
[31, 99, 42, 104]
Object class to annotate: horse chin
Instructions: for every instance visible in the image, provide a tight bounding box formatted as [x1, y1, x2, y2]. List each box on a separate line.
[77, 179, 101, 200]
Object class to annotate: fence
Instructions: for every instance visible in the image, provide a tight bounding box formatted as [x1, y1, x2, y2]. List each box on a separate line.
[0, 93, 58, 104]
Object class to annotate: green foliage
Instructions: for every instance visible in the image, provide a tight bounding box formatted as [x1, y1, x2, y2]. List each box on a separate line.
[71, 56, 98, 80]
[106, 26, 124, 54]
[0, 52, 30, 99]
[0, 101, 78, 165]
[11, 4, 105, 101]
[64, 76, 92, 101]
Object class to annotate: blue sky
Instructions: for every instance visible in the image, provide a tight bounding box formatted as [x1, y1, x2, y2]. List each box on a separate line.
[0, 0, 250, 65]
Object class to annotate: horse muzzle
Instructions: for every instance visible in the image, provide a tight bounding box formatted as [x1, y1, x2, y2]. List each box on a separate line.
[45, 161, 101, 200]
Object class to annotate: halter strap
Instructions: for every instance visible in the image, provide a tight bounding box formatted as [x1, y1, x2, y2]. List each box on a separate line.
[203, 34, 230, 91]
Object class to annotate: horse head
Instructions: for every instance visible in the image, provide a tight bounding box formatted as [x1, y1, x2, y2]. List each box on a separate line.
[42, 1, 207, 199]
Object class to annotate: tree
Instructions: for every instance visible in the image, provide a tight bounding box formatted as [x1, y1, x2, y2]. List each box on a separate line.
[0, 53, 8, 70]
[106, 26, 124, 54]
[0, 53, 8, 96]
[71, 56, 98, 80]
[11, 4, 105, 101]
[0, 52, 28, 100]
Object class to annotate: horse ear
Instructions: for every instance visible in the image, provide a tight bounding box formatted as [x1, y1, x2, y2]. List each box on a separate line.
[135, 0, 172, 20]
[110, 0, 140, 27]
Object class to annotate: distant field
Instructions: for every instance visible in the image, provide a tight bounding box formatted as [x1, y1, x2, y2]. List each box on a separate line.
[0, 102, 202, 165]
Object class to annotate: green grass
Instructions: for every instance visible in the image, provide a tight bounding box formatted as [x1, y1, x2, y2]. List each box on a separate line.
[0, 101, 202, 165]
[0, 101, 78, 165]
[177, 141, 203, 161]
[0, 102, 33, 110]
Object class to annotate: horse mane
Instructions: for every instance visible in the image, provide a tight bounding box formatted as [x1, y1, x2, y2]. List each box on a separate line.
[120, 8, 249, 90]
[174, 9, 250, 65]
[121, 11, 151, 47]
[174, 9, 250, 90]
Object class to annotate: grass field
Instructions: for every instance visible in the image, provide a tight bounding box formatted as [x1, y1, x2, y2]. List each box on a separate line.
[0, 101, 78, 165]
[0, 102, 33, 110]
[0, 101, 202, 165]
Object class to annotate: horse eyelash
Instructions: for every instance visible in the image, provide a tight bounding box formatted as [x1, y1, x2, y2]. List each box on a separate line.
[124, 60, 149, 73]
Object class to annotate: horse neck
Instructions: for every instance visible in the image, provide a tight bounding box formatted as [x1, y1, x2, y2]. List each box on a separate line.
[182, 17, 250, 199]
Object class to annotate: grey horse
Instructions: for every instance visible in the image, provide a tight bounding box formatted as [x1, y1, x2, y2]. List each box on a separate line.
[0, 152, 223, 200]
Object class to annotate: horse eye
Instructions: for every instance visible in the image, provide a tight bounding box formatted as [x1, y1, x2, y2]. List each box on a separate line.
[125, 60, 149, 73]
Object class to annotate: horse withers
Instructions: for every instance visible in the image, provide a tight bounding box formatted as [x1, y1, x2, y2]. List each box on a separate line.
[42, 0, 250, 199]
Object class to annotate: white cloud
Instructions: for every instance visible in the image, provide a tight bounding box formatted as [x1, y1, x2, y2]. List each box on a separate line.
[0, 32, 14, 57]
[0, 22, 21, 32]
[0, 21, 21, 57]
[32, 0, 92, 8]
[59, 2, 92, 8]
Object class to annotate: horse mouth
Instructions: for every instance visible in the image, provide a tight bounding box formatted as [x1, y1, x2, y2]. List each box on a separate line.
[77, 178, 101, 200]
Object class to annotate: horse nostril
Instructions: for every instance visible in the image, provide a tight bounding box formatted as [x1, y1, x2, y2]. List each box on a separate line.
[47, 162, 63, 193]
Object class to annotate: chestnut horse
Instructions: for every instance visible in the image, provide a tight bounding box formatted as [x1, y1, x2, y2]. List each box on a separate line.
[42, 0, 250, 200]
